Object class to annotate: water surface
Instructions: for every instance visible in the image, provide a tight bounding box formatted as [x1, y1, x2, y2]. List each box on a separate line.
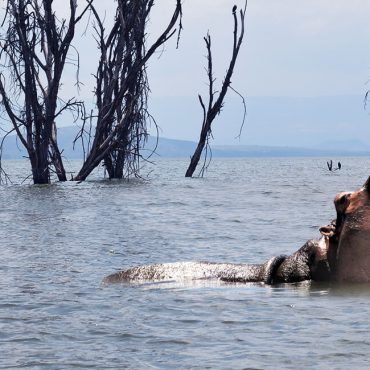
[1, 157, 370, 369]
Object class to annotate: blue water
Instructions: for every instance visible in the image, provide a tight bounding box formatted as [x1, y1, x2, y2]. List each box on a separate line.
[1, 157, 370, 369]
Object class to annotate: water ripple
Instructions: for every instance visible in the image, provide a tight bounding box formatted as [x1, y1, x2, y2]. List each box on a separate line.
[1, 158, 370, 369]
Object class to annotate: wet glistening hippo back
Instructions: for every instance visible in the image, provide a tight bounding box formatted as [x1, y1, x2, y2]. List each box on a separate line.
[104, 176, 370, 285]
[103, 239, 330, 284]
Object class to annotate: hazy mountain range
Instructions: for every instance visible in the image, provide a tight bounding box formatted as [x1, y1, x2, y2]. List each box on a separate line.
[149, 95, 370, 149]
[1, 125, 370, 160]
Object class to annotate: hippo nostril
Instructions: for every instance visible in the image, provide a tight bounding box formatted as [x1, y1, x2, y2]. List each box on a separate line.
[339, 195, 347, 205]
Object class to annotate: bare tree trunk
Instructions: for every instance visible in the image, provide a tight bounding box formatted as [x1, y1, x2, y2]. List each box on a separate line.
[185, 3, 247, 177]
[185, 130, 208, 178]
[0, 0, 90, 184]
[50, 122, 67, 181]
[30, 145, 50, 184]
[74, 0, 183, 181]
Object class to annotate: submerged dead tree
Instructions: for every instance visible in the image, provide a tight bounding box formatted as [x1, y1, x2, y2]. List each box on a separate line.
[0, 0, 91, 184]
[74, 0, 182, 181]
[185, 2, 247, 178]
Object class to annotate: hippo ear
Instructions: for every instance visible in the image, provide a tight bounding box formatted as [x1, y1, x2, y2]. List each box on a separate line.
[364, 176, 370, 193]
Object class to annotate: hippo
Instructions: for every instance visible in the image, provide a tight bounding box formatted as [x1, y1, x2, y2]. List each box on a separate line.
[103, 238, 330, 285]
[104, 176, 370, 285]
[322, 175, 370, 282]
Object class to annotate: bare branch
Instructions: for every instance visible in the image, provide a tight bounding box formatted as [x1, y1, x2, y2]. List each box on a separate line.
[0, 0, 91, 183]
[74, 0, 183, 181]
[185, 1, 247, 178]
[229, 85, 247, 140]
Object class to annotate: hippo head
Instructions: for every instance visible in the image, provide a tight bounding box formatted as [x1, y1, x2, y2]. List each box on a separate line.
[320, 176, 370, 282]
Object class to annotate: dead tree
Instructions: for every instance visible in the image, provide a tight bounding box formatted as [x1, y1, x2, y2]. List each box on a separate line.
[185, 2, 247, 178]
[74, 0, 183, 181]
[0, 0, 91, 184]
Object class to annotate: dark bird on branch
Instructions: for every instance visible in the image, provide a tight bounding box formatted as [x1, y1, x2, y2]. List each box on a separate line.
[327, 160, 333, 171]
[232, 5, 237, 13]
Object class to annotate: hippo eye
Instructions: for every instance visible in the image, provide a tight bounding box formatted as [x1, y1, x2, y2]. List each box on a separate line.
[339, 195, 347, 204]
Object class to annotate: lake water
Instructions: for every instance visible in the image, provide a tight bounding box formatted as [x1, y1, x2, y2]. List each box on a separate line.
[1, 157, 370, 369]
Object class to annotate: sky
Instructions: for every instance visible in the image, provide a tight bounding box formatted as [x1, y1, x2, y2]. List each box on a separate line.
[146, 0, 370, 147]
[35, 1, 370, 147]
[146, 0, 370, 98]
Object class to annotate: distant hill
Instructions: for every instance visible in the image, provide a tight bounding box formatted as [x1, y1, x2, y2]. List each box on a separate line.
[313, 139, 370, 152]
[149, 95, 370, 149]
[2, 126, 370, 159]
[210, 144, 370, 158]
[147, 138, 370, 158]
[0, 126, 84, 159]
